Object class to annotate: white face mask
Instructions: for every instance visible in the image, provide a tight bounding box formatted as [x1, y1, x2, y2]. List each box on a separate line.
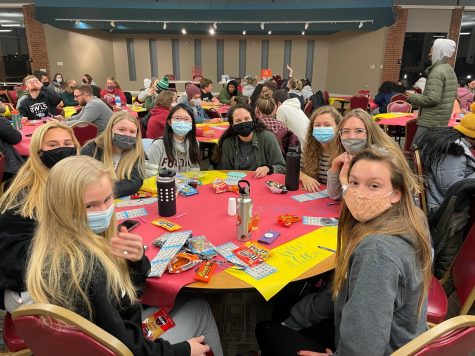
[56, 77, 62, 83]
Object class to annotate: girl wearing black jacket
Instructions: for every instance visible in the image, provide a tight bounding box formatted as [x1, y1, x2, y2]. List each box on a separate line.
[0, 115, 23, 181]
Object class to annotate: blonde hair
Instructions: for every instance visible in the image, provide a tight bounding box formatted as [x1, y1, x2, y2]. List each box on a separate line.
[255, 87, 276, 116]
[64, 78, 76, 94]
[301, 106, 342, 178]
[90, 111, 145, 181]
[0, 122, 80, 219]
[26, 156, 137, 319]
[106, 76, 121, 90]
[288, 77, 302, 91]
[333, 147, 431, 314]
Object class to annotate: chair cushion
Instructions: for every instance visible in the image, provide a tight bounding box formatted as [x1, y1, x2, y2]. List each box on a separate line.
[2, 313, 28, 352]
[415, 326, 475, 355]
[427, 276, 448, 324]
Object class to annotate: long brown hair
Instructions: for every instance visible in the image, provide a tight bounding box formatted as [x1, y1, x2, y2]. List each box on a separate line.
[333, 148, 431, 314]
[301, 106, 342, 178]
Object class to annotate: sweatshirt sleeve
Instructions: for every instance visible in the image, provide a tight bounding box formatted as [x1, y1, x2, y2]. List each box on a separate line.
[336, 244, 400, 356]
[217, 138, 235, 170]
[218, 89, 231, 104]
[90, 265, 190, 356]
[42, 86, 62, 107]
[67, 101, 100, 126]
[262, 132, 286, 173]
[326, 171, 342, 200]
[0, 118, 22, 144]
[115, 162, 143, 198]
[284, 287, 334, 331]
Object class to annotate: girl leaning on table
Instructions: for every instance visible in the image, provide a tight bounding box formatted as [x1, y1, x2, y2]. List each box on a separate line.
[256, 146, 432, 356]
[299, 106, 342, 192]
[326, 108, 401, 200]
[146, 103, 201, 175]
[216, 104, 286, 178]
[81, 111, 145, 198]
[25, 155, 223, 356]
[0, 122, 80, 312]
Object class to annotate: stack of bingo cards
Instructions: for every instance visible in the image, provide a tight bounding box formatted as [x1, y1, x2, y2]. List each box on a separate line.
[148, 230, 192, 277]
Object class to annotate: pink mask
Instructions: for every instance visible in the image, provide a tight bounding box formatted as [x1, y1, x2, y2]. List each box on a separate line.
[344, 189, 393, 223]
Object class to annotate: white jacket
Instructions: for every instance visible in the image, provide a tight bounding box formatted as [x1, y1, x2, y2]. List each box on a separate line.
[276, 98, 309, 149]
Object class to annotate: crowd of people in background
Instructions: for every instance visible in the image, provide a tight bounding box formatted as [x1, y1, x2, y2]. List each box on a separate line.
[0, 36, 475, 355]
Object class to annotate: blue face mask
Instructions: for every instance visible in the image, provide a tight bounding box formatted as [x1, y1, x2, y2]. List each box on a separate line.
[171, 121, 192, 137]
[87, 204, 115, 234]
[312, 126, 335, 143]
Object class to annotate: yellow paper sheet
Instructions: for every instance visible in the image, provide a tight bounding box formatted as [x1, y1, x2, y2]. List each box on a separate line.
[372, 112, 410, 120]
[139, 171, 228, 194]
[226, 226, 338, 300]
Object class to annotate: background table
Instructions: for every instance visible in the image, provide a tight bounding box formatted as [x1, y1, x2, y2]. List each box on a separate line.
[126, 172, 340, 308]
[13, 120, 44, 156]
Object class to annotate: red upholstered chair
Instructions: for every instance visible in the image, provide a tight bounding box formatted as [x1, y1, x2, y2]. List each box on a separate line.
[12, 304, 133, 356]
[303, 101, 313, 117]
[323, 90, 330, 105]
[427, 276, 449, 325]
[204, 108, 222, 119]
[391, 93, 409, 102]
[410, 145, 428, 216]
[2, 312, 30, 355]
[392, 315, 475, 356]
[387, 100, 412, 113]
[349, 94, 369, 111]
[403, 118, 418, 158]
[357, 89, 371, 97]
[71, 122, 98, 146]
[6, 90, 17, 106]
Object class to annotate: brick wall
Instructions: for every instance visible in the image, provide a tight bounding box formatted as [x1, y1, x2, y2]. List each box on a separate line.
[448, 7, 463, 67]
[22, 4, 49, 75]
[380, 6, 408, 84]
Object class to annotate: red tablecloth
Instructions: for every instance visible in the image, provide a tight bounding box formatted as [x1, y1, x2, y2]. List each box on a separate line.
[13, 121, 44, 156]
[132, 173, 340, 308]
[196, 123, 228, 143]
[376, 114, 415, 127]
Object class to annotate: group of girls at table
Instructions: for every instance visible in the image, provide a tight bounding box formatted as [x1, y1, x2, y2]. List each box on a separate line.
[0, 98, 439, 355]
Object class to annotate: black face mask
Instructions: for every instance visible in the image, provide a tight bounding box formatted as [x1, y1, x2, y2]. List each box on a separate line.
[42, 82, 49, 87]
[40, 146, 77, 168]
[233, 121, 254, 137]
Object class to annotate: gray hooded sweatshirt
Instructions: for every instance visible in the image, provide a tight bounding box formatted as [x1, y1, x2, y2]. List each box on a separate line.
[284, 234, 428, 356]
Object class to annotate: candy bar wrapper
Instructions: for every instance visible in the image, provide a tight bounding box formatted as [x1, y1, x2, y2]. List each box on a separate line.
[194, 260, 217, 283]
[233, 246, 264, 267]
[187, 235, 216, 257]
[142, 309, 175, 341]
[245, 241, 271, 260]
[152, 218, 182, 231]
[212, 179, 229, 194]
[168, 252, 202, 273]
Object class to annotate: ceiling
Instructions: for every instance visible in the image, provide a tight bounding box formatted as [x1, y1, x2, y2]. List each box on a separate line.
[31, 0, 396, 35]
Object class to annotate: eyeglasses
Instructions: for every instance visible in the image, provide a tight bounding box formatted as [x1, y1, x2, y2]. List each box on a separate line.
[340, 128, 367, 137]
[74, 93, 84, 99]
[171, 116, 192, 123]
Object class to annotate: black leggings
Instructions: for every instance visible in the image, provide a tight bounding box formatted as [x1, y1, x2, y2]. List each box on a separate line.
[255, 318, 335, 356]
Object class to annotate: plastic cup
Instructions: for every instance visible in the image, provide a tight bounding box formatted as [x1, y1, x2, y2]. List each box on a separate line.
[252, 206, 263, 230]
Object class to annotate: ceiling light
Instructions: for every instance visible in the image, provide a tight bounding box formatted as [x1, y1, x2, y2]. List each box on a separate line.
[163, 22, 167, 30]
[209, 27, 215, 35]
[181, 28, 187, 34]
[260, 22, 265, 30]
[213, 22, 218, 30]
[0, 29, 12, 32]
[110, 21, 116, 28]
[75, 20, 80, 25]
[467, 75, 472, 79]
[301, 31, 305, 35]
[1, 23, 21, 27]
[268, 30, 272, 35]
[242, 30, 246, 35]
[304, 22, 309, 30]
[460, 32, 471, 35]
[358, 21, 363, 29]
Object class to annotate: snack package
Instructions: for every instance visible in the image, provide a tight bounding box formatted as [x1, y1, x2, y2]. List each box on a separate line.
[212, 179, 229, 194]
[142, 309, 175, 341]
[233, 246, 264, 267]
[187, 235, 216, 257]
[168, 252, 202, 273]
[131, 191, 153, 199]
[245, 241, 271, 260]
[194, 260, 217, 283]
[152, 218, 182, 231]
[179, 185, 199, 197]
[278, 214, 302, 227]
[265, 180, 289, 194]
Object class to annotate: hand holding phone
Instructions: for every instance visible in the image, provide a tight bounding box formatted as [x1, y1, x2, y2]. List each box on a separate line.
[117, 219, 140, 232]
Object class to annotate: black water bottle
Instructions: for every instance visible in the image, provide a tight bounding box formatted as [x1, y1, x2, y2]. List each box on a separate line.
[157, 169, 176, 217]
[285, 146, 300, 191]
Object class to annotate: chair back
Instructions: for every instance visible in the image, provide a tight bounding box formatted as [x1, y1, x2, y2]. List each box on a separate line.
[403, 119, 418, 155]
[12, 304, 133, 356]
[7, 90, 17, 106]
[357, 89, 371, 97]
[71, 123, 98, 146]
[411, 145, 428, 215]
[387, 100, 412, 113]
[205, 108, 222, 119]
[452, 223, 475, 315]
[2, 312, 29, 353]
[323, 90, 330, 105]
[349, 94, 369, 110]
[303, 101, 313, 117]
[124, 91, 133, 105]
[0, 153, 5, 182]
[393, 315, 475, 356]
[391, 93, 409, 102]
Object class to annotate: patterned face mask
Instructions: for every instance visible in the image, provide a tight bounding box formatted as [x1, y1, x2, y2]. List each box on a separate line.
[344, 189, 393, 222]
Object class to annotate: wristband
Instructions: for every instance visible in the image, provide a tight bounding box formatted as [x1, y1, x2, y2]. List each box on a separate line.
[266, 165, 274, 175]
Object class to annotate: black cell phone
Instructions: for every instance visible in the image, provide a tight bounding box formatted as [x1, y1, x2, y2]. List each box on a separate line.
[25, 134, 33, 137]
[117, 219, 140, 232]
